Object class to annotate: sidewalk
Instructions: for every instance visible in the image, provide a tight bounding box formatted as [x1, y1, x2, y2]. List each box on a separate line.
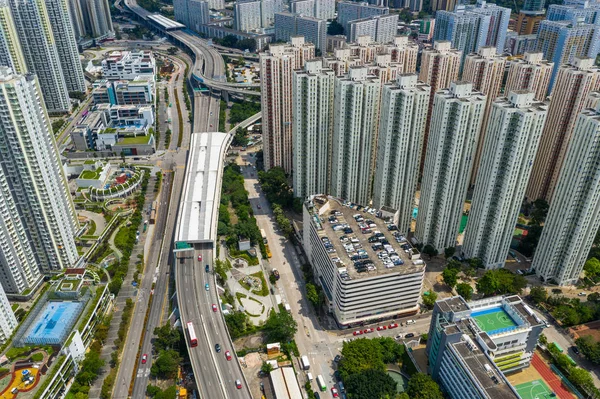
[88, 174, 157, 399]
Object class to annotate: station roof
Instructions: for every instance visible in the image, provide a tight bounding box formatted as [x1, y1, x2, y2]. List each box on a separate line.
[147, 14, 185, 31]
[175, 132, 229, 245]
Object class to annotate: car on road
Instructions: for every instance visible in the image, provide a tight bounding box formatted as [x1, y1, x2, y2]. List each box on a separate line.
[235, 379, 242, 389]
[572, 346, 580, 355]
[225, 350, 232, 360]
[578, 292, 587, 296]
[205, 283, 209, 291]
[205, 264, 210, 272]
[331, 387, 339, 398]
[388, 323, 399, 329]
[364, 328, 374, 334]
[405, 333, 415, 338]
[212, 304, 218, 312]
[198, 254, 202, 262]
[377, 326, 387, 331]
[257, 204, 261, 209]
[353, 330, 363, 336]
[215, 343, 221, 352]
[334, 355, 341, 363]
[141, 354, 147, 364]
[395, 334, 403, 340]
[314, 393, 320, 399]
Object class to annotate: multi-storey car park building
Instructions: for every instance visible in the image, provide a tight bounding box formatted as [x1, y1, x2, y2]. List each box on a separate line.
[303, 195, 425, 327]
[101, 50, 156, 80]
[261, 37, 315, 172]
[426, 295, 544, 399]
[527, 58, 600, 202]
[331, 66, 381, 207]
[463, 92, 548, 269]
[533, 98, 600, 286]
[415, 82, 486, 252]
[0, 67, 79, 275]
[461, 47, 507, 186]
[504, 52, 553, 102]
[292, 60, 334, 199]
[373, 74, 430, 234]
[0, 0, 27, 74]
[9, 0, 71, 112]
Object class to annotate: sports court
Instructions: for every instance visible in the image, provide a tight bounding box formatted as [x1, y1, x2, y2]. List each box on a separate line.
[515, 379, 554, 399]
[23, 301, 84, 345]
[471, 307, 517, 334]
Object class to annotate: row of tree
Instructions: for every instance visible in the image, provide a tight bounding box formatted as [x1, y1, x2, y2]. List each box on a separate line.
[257, 167, 303, 213]
[529, 286, 600, 327]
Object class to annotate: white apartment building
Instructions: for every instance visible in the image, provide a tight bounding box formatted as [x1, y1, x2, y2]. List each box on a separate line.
[292, 60, 335, 198]
[8, 0, 71, 112]
[463, 92, 548, 269]
[330, 66, 381, 206]
[260, 37, 315, 172]
[290, 0, 334, 19]
[462, 47, 507, 185]
[45, 0, 86, 93]
[0, 0, 27, 75]
[303, 196, 425, 327]
[234, 0, 280, 31]
[0, 284, 16, 343]
[274, 12, 326, 51]
[188, 0, 210, 31]
[415, 82, 486, 252]
[505, 52, 553, 102]
[0, 68, 79, 274]
[348, 14, 399, 44]
[207, 0, 224, 8]
[337, 1, 388, 35]
[373, 74, 430, 234]
[533, 100, 600, 286]
[102, 50, 156, 80]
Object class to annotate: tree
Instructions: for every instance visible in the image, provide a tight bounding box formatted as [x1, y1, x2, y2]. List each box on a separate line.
[339, 339, 385, 379]
[531, 199, 549, 224]
[153, 324, 181, 352]
[261, 361, 274, 374]
[52, 119, 66, 134]
[231, 127, 249, 147]
[150, 350, 181, 379]
[306, 283, 320, 308]
[327, 20, 344, 35]
[584, 257, 600, 282]
[69, 91, 86, 101]
[76, 350, 104, 385]
[422, 244, 437, 258]
[447, 259, 462, 270]
[588, 292, 600, 302]
[264, 309, 298, 342]
[469, 257, 484, 269]
[442, 268, 459, 289]
[345, 369, 398, 399]
[421, 291, 438, 310]
[444, 247, 456, 259]
[529, 286, 548, 304]
[456, 283, 473, 300]
[167, 46, 178, 55]
[406, 373, 443, 399]
[225, 312, 251, 339]
[568, 367, 596, 392]
[476, 269, 525, 297]
[575, 336, 600, 364]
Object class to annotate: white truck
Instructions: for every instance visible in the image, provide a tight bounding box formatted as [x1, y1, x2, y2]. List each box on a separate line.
[301, 355, 310, 370]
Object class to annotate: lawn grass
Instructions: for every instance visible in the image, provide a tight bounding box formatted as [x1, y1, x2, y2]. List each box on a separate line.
[250, 271, 269, 297]
[120, 134, 151, 145]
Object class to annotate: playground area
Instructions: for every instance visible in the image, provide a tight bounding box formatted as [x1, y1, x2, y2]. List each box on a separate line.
[515, 379, 554, 399]
[471, 307, 517, 335]
[0, 368, 40, 399]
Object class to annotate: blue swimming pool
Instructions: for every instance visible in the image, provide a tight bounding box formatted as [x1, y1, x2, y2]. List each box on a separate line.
[23, 301, 84, 346]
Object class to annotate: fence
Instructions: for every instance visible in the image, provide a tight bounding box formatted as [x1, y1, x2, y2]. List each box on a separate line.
[550, 364, 585, 399]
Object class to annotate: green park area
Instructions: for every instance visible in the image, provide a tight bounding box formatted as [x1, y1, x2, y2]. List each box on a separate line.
[120, 135, 151, 145]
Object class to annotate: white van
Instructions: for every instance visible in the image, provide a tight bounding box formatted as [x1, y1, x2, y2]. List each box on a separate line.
[307, 372, 313, 381]
[406, 319, 416, 325]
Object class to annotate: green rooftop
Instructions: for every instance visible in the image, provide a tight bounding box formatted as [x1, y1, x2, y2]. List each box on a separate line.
[79, 168, 103, 180]
[84, 160, 96, 165]
[120, 135, 151, 145]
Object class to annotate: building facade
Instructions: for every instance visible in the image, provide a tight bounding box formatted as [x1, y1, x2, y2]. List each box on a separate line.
[415, 82, 485, 252]
[504, 52, 553, 102]
[274, 12, 326, 50]
[292, 60, 335, 198]
[260, 37, 315, 172]
[102, 50, 156, 80]
[461, 47, 507, 186]
[330, 66, 381, 206]
[527, 58, 600, 202]
[372, 74, 430, 234]
[0, 68, 79, 275]
[0, 0, 27, 74]
[347, 14, 399, 44]
[463, 92, 548, 269]
[533, 99, 600, 286]
[337, 0, 388, 34]
[0, 284, 16, 343]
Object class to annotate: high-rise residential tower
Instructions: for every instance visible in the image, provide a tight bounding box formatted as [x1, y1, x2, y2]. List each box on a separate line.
[533, 99, 600, 286]
[0, 0, 27, 74]
[0, 67, 79, 274]
[337, 0, 388, 34]
[0, 283, 16, 343]
[260, 37, 315, 172]
[527, 58, 600, 201]
[290, 0, 334, 19]
[292, 60, 335, 198]
[331, 66, 381, 206]
[67, 0, 113, 40]
[536, 19, 600, 91]
[347, 13, 399, 44]
[463, 92, 548, 269]
[418, 41, 461, 174]
[9, 0, 71, 112]
[207, 0, 224, 8]
[373, 74, 430, 234]
[415, 82, 486, 252]
[462, 47, 507, 185]
[505, 52, 553, 102]
[274, 12, 326, 51]
[45, 0, 87, 93]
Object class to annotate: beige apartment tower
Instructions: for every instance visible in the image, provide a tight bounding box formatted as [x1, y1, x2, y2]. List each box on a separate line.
[260, 36, 315, 173]
[505, 52, 553, 102]
[527, 58, 600, 202]
[462, 47, 507, 185]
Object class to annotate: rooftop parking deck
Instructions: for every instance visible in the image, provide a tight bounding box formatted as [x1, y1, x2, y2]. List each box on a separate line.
[312, 197, 425, 280]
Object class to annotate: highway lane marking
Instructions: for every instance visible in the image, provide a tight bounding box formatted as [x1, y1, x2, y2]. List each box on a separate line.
[200, 313, 229, 399]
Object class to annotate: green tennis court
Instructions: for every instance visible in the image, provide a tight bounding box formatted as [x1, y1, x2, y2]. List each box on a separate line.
[515, 379, 554, 399]
[471, 307, 517, 334]
[459, 215, 468, 233]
